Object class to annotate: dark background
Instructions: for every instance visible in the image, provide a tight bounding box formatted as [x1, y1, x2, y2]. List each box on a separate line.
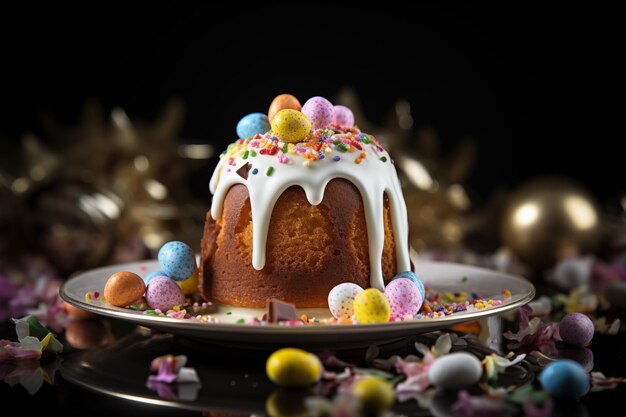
[0, 3, 620, 203]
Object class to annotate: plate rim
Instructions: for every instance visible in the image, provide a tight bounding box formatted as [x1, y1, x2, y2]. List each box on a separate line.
[60, 259, 535, 335]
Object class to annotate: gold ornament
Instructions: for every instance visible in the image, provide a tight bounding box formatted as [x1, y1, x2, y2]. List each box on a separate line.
[501, 176, 602, 270]
[1, 100, 213, 273]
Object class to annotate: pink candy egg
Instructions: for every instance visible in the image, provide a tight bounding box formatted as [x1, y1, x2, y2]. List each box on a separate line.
[145, 275, 185, 311]
[384, 278, 423, 320]
[328, 283, 364, 319]
[301, 96, 334, 129]
[333, 105, 354, 130]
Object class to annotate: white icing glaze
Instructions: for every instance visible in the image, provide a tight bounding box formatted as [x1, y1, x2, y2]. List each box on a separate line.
[209, 135, 410, 289]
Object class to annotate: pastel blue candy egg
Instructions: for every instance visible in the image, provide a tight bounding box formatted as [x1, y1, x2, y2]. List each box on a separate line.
[157, 241, 196, 281]
[539, 359, 589, 398]
[394, 271, 425, 301]
[144, 270, 166, 285]
[236, 112, 270, 138]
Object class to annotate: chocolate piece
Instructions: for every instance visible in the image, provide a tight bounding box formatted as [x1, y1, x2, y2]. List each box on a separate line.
[236, 163, 252, 180]
[263, 299, 301, 323]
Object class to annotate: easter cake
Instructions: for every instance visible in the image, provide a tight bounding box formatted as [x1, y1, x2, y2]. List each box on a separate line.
[199, 95, 411, 308]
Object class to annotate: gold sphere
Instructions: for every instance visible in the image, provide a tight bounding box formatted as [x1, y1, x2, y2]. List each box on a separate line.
[501, 177, 601, 271]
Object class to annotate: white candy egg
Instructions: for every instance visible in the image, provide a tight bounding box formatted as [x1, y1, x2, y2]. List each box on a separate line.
[327, 283, 364, 319]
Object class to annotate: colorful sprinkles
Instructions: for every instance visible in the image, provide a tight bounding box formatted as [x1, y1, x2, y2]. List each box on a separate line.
[219, 128, 388, 173]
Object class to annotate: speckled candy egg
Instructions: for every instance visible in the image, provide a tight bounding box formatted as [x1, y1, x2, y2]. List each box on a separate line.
[384, 278, 423, 320]
[353, 288, 391, 323]
[351, 376, 395, 415]
[145, 275, 185, 311]
[157, 241, 196, 281]
[144, 270, 166, 285]
[394, 271, 425, 301]
[104, 271, 145, 307]
[301, 96, 334, 129]
[236, 112, 271, 138]
[268, 94, 301, 123]
[328, 283, 364, 319]
[266, 348, 321, 387]
[539, 359, 590, 398]
[271, 109, 311, 143]
[559, 312, 594, 347]
[428, 352, 483, 389]
[333, 105, 355, 130]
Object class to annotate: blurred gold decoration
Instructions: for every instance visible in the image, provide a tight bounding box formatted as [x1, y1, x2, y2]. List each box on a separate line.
[336, 88, 476, 251]
[500, 176, 602, 271]
[0, 100, 212, 274]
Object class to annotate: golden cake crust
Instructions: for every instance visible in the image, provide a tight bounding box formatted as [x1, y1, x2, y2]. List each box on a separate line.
[199, 179, 397, 307]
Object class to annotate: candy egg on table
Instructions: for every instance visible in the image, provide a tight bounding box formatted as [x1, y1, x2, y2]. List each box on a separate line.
[394, 270, 425, 301]
[236, 112, 271, 138]
[353, 288, 391, 323]
[301, 96, 334, 129]
[384, 278, 423, 320]
[144, 270, 166, 285]
[104, 271, 145, 307]
[328, 283, 364, 319]
[268, 94, 301, 123]
[157, 241, 197, 281]
[351, 376, 395, 414]
[266, 347, 322, 387]
[145, 275, 185, 311]
[539, 359, 590, 398]
[558, 312, 594, 347]
[271, 109, 311, 143]
[332, 105, 355, 130]
[177, 269, 199, 296]
[428, 352, 482, 389]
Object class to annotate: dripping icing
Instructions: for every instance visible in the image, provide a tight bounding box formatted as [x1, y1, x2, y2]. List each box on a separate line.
[209, 136, 410, 290]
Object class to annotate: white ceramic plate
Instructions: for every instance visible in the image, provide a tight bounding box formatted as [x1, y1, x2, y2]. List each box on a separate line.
[60, 260, 534, 349]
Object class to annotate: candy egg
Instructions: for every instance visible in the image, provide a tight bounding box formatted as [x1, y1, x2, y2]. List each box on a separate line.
[157, 241, 196, 281]
[268, 94, 301, 123]
[236, 112, 271, 138]
[145, 275, 185, 311]
[266, 348, 322, 387]
[353, 288, 391, 323]
[271, 109, 311, 143]
[328, 283, 364, 319]
[177, 268, 199, 296]
[351, 376, 395, 414]
[384, 278, 423, 320]
[144, 270, 166, 285]
[428, 352, 482, 389]
[539, 359, 590, 398]
[104, 271, 145, 307]
[394, 271, 425, 301]
[558, 312, 594, 347]
[332, 105, 355, 130]
[301, 96, 334, 130]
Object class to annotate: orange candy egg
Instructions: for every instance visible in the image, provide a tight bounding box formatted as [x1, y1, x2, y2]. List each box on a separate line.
[268, 94, 301, 123]
[104, 271, 145, 307]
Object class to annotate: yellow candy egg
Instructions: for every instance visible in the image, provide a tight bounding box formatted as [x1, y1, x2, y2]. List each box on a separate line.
[271, 109, 311, 143]
[351, 376, 395, 414]
[353, 288, 391, 323]
[177, 269, 199, 295]
[266, 347, 321, 387]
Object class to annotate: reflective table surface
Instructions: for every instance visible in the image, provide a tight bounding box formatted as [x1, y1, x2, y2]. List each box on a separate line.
[2, 313, 625, 417]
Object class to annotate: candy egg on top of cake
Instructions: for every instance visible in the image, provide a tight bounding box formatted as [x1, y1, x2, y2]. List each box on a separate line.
[199, 94, 413, 309]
